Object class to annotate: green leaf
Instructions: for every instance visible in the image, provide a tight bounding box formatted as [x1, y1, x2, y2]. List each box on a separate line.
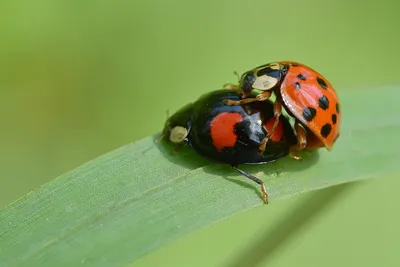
[0, 85, 399, 267]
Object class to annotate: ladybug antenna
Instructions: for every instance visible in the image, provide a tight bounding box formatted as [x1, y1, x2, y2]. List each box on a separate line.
[233, 71, 240, 83]
[157, 109, 171, 143]
[156, 134, 165, 142]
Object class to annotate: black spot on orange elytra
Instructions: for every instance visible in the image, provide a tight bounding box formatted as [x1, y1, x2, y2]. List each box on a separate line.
[321, 123, 332, 138]
[302, 107, 316, 122]
[317, 77, 328, 89]
[332, 114, 337, 124]
[294, 82, 301, 89]
[297, 73, 306, 80]
[318, 95, 329, 110]
[336, 103, 340, 114]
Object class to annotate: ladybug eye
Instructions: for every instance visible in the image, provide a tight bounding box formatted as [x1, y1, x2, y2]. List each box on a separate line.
[169, 126, 188, 143]
[240, 72, 256, 94]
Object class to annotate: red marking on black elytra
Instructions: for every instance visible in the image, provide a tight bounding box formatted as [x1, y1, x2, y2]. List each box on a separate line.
[264, 118, 284, 142]
[210, 112, 243, 151]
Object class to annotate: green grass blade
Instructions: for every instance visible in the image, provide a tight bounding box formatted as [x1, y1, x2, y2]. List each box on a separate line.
[226, 181, 359, 267]
[0, 85, 399, 267]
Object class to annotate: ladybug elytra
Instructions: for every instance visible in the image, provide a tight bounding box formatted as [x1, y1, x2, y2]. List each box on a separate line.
[224, 61, 341, 159]
[160, 89, 297, 203]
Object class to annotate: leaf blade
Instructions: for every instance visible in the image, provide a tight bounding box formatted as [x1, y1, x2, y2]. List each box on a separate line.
[0, 85, 399, 267]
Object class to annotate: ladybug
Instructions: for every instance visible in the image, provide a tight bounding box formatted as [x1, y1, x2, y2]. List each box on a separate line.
[159, 89, 297, 203]
[224, 61, 341, 159]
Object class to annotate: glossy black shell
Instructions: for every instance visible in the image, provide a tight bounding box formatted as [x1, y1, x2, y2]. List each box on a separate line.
[164, 90, 297, 165]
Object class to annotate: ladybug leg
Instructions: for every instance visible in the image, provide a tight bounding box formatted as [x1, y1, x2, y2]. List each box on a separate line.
[258, 137, 268, 155]
[172, 140, 188, 154]
[265, 100, 282, 139]
[224, 97, 258, 106]
[224, 91, 272, 106]
[231, 165, 268, 204]
[289, 121, 307, 160]
[258, 101, 282, 155]
[255, 91, 273, 101]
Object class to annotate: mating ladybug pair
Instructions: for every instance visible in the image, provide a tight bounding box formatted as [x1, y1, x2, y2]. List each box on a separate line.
[159, 61, 341, 204]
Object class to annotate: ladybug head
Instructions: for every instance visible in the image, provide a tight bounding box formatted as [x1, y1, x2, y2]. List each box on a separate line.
[160, 103, 193, 145]
[239, 63, 284, 95]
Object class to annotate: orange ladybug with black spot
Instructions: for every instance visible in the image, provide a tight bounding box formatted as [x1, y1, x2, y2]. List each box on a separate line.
[160, 89, 297, 203]
[224, 61, 341, 159]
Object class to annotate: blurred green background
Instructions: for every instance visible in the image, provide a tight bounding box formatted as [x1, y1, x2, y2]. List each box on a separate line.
[1, 0, 399, 266]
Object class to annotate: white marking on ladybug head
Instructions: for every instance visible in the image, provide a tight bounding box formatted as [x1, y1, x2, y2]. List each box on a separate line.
[252, 75, 278, 91]
[169, 126, 188, 143]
